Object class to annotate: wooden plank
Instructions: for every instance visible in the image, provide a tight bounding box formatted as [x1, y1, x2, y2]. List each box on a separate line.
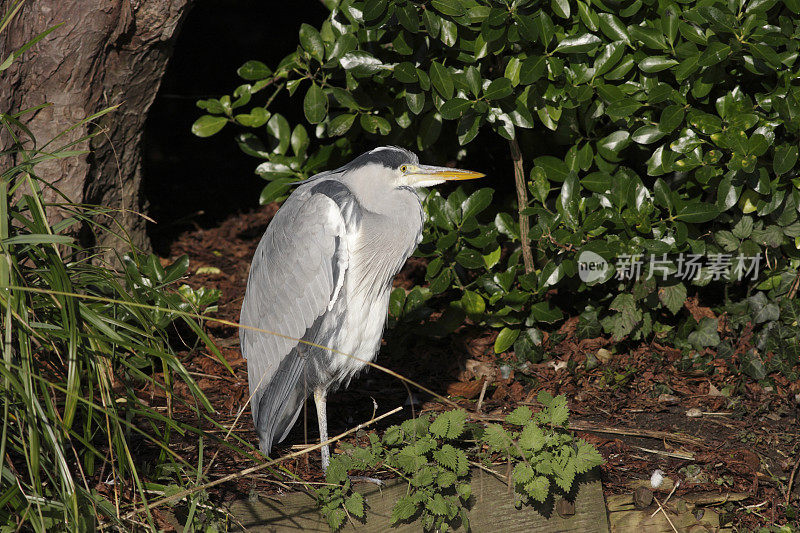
[218, 469, 608, 532]
[607, 493, 733, 533]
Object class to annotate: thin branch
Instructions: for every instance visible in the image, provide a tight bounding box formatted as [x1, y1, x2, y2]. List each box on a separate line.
[509, 138, 533, 274]
[787, 450, 800, 505]
[568, 420, 707, 448]
[123, 406, 403, 519]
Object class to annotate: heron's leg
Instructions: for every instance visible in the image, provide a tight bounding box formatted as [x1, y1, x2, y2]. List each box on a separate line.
[313, 386, 330, 472]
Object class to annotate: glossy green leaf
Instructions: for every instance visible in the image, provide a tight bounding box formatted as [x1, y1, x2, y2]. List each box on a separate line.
[327, 113, 356, 136]
[259, 178, 295, 204]
[774, 144, 799, 175]
[659, 105, 685, 133]
[638, 56, 678, 73]
[555, 33, 601, 54]
[440, 98, 472, 120]
[484, 78, 513, 100]
[519, 56, 547, 84]
[431, 0, 466, 16]
[430, 61, 454, 99]
[494, 328, 520, 353]
[462, 188, 494, 221]
[360, 114, 391, 135]
[340, 51, 386, 76]
[676, 203, 720, 223]
[551, 0, 571, 18]
[394, 61, 418, 83]
[237, 60, 272, 80]
[303, 83, 327, 124]
[631, 125, 665, 144]
[299, 23, 325, 62]
[191, 115, 227, 137]
[598, 13, 630, 44]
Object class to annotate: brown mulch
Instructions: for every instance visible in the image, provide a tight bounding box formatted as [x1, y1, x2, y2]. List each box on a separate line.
[144, 203, 800, 530]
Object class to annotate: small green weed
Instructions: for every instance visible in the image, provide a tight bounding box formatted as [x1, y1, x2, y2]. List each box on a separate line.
[315, 393, 603, 532]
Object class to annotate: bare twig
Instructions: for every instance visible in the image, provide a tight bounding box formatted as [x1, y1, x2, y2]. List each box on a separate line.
[653, 495, 679, 533]
[124, 406, 403, 519]
[651, 480, 680, 518]
[632, 446, 694, 461]
[509, 138, 533, 274]
[568, 421, 706, 448]
[475, 378, 489, 413]
[787, 451, 800, 505]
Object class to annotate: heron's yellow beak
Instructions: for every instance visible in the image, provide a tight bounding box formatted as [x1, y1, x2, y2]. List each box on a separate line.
[403, 164, 485, 187]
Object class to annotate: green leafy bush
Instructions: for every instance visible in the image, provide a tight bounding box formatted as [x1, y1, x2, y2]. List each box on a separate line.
[197, 0, 800, 378]
[315, 394, 602, 532]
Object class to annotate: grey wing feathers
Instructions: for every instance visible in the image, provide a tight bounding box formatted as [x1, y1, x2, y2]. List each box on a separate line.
[239, 185, 349, 455]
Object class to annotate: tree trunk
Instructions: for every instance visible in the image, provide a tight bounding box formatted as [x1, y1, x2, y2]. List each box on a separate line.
[0, 0, 192, 255]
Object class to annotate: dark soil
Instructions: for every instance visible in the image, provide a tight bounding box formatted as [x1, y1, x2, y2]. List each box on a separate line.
[152, 203, 800, 530]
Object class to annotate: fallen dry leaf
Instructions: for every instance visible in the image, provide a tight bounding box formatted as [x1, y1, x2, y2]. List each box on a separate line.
[446, 377, 486, 399]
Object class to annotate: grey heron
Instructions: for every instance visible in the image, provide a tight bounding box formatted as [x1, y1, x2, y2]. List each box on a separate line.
[239, 146, 485, 470]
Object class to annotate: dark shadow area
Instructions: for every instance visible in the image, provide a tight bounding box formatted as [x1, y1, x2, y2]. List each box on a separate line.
[143, 0, 328, 255]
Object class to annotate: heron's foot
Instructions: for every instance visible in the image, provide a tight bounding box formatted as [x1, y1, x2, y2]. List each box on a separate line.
[349, 475, 385, 487]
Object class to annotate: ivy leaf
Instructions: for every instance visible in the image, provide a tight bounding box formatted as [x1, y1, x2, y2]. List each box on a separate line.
[688, 317, 720, 349]
[608, 293, 641, 339]
[658, 282, 686, 315]
[740, 350, 767, 380]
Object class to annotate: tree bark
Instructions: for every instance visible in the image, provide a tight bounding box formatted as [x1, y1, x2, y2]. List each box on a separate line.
[0, 0, 192, 256]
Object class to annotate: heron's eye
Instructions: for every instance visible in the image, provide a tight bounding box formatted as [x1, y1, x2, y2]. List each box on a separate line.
[400, 164, 409, 173]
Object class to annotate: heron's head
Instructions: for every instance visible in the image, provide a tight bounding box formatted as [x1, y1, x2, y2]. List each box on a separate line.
[345, 146, 485, 189]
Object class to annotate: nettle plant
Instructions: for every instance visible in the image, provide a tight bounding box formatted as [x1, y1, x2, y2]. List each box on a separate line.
[195, 0, 800, 377]
[313, 394, 602, 532]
